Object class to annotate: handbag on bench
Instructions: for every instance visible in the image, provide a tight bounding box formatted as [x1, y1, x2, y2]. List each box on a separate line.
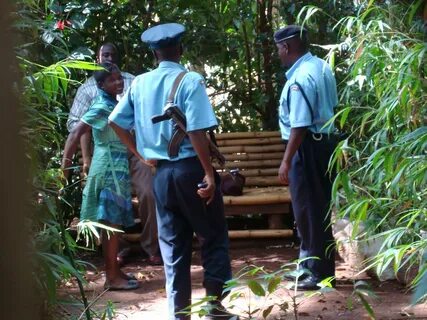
[220, 168, 246, 196]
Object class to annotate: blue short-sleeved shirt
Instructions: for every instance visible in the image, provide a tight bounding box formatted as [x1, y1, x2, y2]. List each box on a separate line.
[278, 52, 338, 140]
[109, 61, 218, 160]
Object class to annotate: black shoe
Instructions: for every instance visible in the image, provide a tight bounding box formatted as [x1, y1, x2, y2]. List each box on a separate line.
[290, 275, 336, 291]
[290, 275, 322, 291]
[283, 268, 311, 281]
[202, 302, 239, 320]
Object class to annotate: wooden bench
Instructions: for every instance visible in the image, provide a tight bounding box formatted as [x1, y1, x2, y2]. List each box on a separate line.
[214, 131, 293, 238]
[76, 131, 293, 239]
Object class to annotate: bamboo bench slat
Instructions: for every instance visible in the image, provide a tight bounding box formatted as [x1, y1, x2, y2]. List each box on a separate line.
[224, 152, 283, 161]
[216, 137, 283, 147]
[215, 131, 281, 140]
[222, 186, 291, 205]
[215, 131, 291, 234]
[234, 168, 278, 177]
[220, 144, 285, 154]
[218, 159, 282, 169]
[245, 176, 282, 187]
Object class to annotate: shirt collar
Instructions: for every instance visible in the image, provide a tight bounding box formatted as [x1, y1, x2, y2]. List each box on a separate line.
[158, 61, 186, 70]
[98, 88, 117, 104]
[285, 52, 312, 80]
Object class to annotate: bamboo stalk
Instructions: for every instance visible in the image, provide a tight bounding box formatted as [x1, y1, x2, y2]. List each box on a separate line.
[219, 159, 282, 169]
[232, 168, 278, 177]
[216, 137, 283, 147]
[245, 176, 282, 187]
[220, 144, 285, 154]
[228, 229, 293, 239]
[224, 152, 283, 161]
[216, 131, 281, 140]
[223, 193, 291, 205]
[124, 229, 294, 241]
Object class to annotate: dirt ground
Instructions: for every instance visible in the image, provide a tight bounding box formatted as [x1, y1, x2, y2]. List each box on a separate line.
[58, 239, 427, 319]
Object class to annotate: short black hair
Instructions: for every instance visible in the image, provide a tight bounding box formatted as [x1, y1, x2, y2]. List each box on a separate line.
[97, 42, 121, 65]
[97, 42, 118, 56]
[93, 62, 120, 88]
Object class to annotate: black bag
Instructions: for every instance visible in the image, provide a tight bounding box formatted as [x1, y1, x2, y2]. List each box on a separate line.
[220, 169, 246, 196]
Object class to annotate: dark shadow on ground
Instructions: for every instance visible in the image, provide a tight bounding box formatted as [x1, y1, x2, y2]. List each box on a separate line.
[57, 239, 427, 319]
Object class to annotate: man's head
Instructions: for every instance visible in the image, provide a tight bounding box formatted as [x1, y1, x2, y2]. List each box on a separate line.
[274, 25, 308, 68]
[141, 23, 185, 62]
[96, 43, 119, 64]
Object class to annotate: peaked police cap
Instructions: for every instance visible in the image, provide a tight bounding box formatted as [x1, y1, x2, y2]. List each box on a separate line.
[141, 23, 185, 49]
[274, 25, 307, 43]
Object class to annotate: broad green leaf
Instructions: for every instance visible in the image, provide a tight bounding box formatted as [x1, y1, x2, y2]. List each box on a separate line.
[246, 279, 265, 296]
[267, 276, 281, 293]
[357, 293, 375, 319]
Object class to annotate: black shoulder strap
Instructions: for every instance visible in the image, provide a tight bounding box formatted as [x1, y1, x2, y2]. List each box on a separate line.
[167, 71, 187, 104]
[286, 81, 314, 124]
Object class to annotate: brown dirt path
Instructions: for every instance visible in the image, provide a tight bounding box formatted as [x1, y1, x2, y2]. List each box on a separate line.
[58, 239, 427, 319]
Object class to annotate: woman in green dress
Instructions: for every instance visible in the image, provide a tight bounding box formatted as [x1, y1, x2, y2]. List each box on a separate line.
[61, 62, 139, 290]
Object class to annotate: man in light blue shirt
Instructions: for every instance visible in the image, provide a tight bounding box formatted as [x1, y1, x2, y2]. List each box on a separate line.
[109, 23, 234, 320]
[275, 25, 338, 290]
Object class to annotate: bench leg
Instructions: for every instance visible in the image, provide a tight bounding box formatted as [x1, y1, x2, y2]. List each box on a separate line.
[267, 204, 291, 229]
[268, 214, 284, 229]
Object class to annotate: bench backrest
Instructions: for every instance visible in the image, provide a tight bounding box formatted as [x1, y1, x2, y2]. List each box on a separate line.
[214, 131, 285, 188]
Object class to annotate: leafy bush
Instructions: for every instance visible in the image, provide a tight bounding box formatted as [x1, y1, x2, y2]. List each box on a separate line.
[301, 0, 426, 296]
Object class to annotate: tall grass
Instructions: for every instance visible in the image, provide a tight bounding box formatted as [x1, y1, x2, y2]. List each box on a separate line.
[301, 0, 426, 298]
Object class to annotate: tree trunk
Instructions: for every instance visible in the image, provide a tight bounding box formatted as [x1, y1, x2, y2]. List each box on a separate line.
[258, 0, 278, 130]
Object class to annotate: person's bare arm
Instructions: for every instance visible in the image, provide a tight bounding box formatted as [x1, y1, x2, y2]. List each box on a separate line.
[80, 131, 92, 177]
[278, 127, 307, 184]
[108, 121, 156, 166]
[188, 130, 216, 204]
[62, 121, 91, 180]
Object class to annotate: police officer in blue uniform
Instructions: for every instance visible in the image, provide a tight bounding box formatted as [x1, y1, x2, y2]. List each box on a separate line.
[275, 25, 338, 290]
[108, 23, 236, 319]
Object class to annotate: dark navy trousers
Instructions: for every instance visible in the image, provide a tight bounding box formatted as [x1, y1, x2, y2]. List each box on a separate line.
[288, 133, 337, 279]
[153, 157, 232, 320]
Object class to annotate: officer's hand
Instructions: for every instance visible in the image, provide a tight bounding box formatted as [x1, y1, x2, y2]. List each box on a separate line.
[197, 174, 216, 205]
[278, 160, 290, 185]
[137, 153, 157, 168]
[144, 159, 158, 167]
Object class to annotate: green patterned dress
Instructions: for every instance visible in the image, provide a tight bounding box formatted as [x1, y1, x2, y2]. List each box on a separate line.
[80, 90, 134, 227]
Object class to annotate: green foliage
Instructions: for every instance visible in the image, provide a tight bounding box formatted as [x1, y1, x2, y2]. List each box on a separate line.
[210, 262, 376, 320]
[185, 259, 335, 320]
[346, 281, 377, 319]
[300, 0, 427, 301]
[15, 0, 427, 316]
[16, 4, 110, 316]
[20, 58, 97, 318]
[412, 252, 427, 304]
[16, 0, 350, 133]
[99, 300, 117, 320]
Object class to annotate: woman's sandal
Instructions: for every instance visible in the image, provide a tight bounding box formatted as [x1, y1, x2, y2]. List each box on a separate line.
[104, 279, 139, 291]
